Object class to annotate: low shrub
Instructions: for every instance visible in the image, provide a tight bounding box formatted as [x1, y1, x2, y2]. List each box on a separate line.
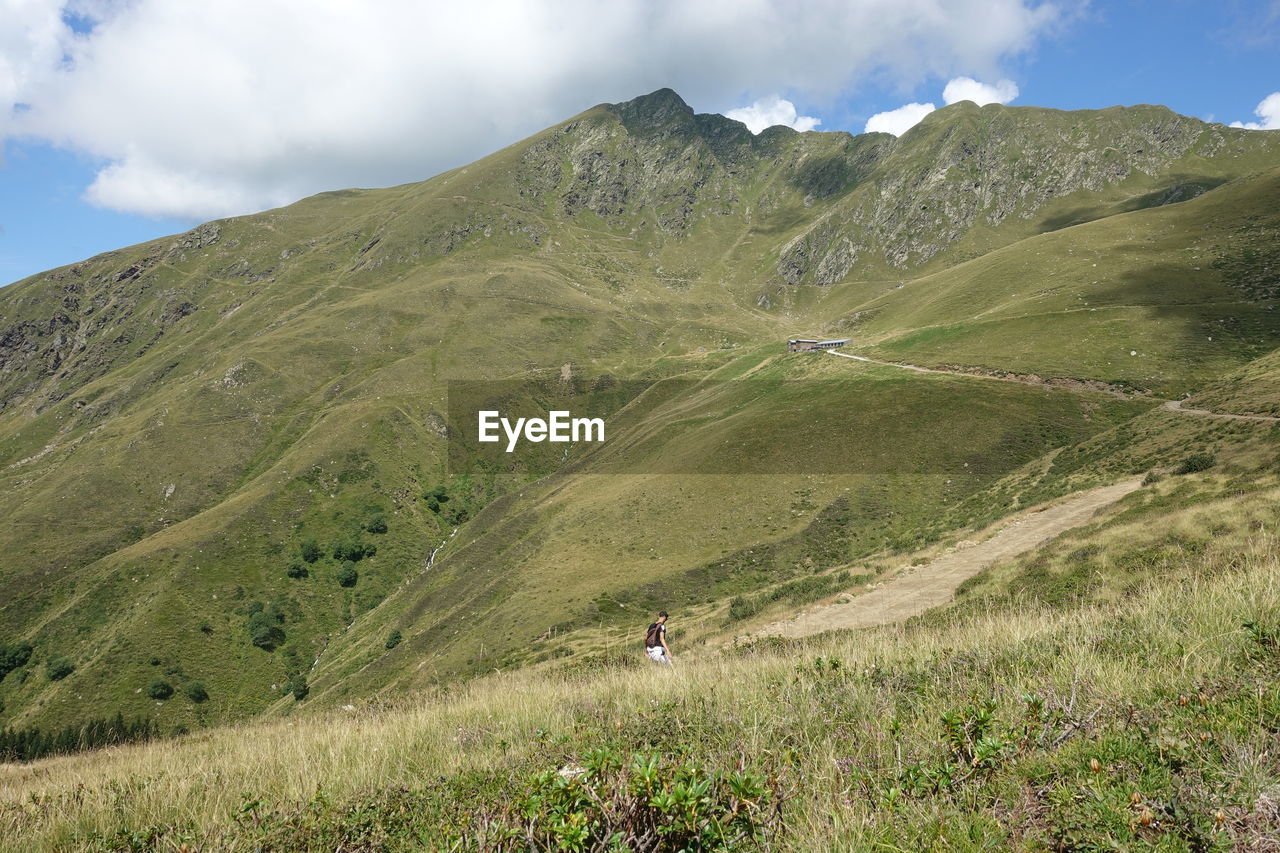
[46, 656, 74, 681]
[513, 750, 778, 851]
[247, 606, 286, 650]
[147, 679, 174, 700]
[299, 538, 323, 563]
[336, 562, 359, 588]
[333, 538, 375, 562]
[1174, 453, 1215, 475]
[0, 642, 33, 682]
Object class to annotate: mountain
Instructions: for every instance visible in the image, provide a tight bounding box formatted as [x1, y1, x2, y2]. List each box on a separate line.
[0, 89, 1278, 733]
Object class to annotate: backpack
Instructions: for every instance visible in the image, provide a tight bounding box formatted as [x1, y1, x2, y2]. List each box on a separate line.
[644, 622, 662, 648]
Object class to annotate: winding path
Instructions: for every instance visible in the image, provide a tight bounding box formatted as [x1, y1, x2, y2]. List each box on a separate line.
[1159, 398, 1280, 423]
[828, 350, 1280, 423]
[757, 478, 1143, 638]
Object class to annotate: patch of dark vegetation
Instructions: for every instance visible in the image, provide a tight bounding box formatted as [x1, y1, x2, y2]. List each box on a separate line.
[45, 656, 74, 681]
[1174, 452, 1215, 475]
[244, 601, 286, 650]
[298, 538, 323, 563]
[147, 679, 174, 700]
[0, 713, 162, 763]
[296, 537, 322, 563]
[332, 536, 376, 563]
[362, 511, 388, 535]
[0, 641, 33, 682]
[422, 482, 474, 527]
[336, 562, 359, 588]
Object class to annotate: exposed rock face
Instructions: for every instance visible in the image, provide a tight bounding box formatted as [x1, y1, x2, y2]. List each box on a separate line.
[518, 90, 754, 233]
[512, 90, 1274, 287]
[0, 253, 203, 412]
[776, 104, 1225, 283]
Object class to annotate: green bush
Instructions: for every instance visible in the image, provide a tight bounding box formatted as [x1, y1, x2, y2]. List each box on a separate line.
[299, 538, 323, 563]
[249, 622, 285, 650]
[147, 679, 174, 700]
[442, 505, 470, 526]
[333, 537, 375, 562]
[291, 677, 309, 701]
[0, 642, 33, 682]
[247, 607, 286, 650]
[184, 681, 209, 703]
[727, 596, 761, 622]
[422, 485, 449, 513]
[336, 562, 359, 588]
[385, 630, 402, 650]
[363, 513, 388, 534]
[516, 751, 777, 850]
[286, 558, 309, 579]
[46, 656, 74, 681]
[1174, 452, 1215, 475]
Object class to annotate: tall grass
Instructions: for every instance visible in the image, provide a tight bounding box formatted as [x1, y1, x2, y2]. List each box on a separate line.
[3, 532, 1278, 850]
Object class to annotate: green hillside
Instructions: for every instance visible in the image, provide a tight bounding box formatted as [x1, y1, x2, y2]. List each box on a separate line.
[4, 434, 1279, 850]
[0, 88, 1278, 740]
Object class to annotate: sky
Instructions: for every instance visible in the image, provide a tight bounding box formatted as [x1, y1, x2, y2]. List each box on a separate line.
[1, 0, 1277, 286]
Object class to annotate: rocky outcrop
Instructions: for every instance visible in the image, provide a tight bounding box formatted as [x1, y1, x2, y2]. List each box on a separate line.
[777, 104, 1223, 283]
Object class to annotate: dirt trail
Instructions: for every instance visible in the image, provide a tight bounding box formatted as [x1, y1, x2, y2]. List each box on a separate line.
[757, 478, 1143, 639]
[1159, 399, 1280, 423]
[828, 351, 1280, 422]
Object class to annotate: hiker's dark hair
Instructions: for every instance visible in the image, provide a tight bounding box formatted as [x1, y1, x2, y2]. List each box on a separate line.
[658, 611, 668, 618]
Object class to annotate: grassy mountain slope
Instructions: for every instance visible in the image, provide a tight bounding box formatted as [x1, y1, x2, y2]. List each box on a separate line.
[4, 459, 1278, 849]
[851, 167, 1280, 394]
[0, 89, 1278, 736]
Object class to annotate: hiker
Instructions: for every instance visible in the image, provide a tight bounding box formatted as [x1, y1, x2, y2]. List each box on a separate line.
[644, 611, 672, 665]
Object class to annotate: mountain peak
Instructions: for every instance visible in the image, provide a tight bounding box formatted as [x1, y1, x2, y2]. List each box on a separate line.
[614, 87, 693, 117]
[605, 88, 697, 135]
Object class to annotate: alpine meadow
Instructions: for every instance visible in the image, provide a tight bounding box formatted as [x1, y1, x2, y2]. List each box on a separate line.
[3, 84, 1280, 850]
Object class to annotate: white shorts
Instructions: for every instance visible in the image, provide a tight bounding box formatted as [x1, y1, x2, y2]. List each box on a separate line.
[646, 646, 671, 665]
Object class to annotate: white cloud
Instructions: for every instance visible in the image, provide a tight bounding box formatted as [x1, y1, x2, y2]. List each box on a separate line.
[864, 102, 937, 136]
[863, 75, 1020, 137]
[0, 0, 67, 139]
[1230, 92, 1280, 130]
[942, 76, 1019, 106]
[724, 95, 820, 134]
[2, 0, 1062, 219]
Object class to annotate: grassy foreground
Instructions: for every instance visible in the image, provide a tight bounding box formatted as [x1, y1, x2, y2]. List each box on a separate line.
[3, 520, 1278, 850]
